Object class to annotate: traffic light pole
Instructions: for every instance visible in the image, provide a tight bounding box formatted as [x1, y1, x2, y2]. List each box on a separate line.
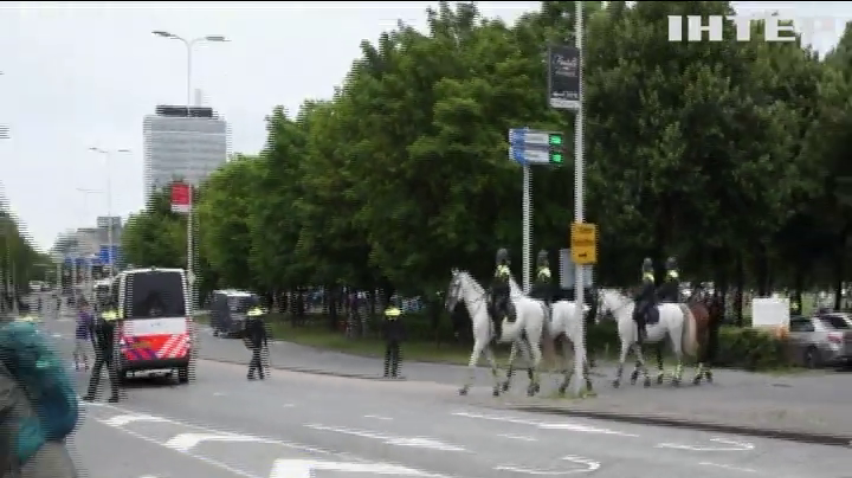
[571, 1, 586, 397]
[522, 164, 532, 294]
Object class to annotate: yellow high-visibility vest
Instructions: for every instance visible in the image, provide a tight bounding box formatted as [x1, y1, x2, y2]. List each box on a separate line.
[384, 307, 401, 320]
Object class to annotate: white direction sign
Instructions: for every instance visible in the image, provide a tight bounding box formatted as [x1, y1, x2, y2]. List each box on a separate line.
[307, 424, 466, 452]
[508, 128, 561, 166]
[270, 459, 445, 478]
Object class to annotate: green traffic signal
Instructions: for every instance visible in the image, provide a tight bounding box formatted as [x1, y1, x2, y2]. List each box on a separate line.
[550, 152, 563, 164]
[549, 133, 564, 146]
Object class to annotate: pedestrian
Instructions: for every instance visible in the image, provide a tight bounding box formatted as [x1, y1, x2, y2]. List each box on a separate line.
[383, 298, 405, 379]
[82, 299, 120, 403]
[74, 300, 93, 371]
[245, 302, 268, 380]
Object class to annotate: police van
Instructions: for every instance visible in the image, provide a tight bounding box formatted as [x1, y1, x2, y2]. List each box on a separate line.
[110, 267, 193, 383]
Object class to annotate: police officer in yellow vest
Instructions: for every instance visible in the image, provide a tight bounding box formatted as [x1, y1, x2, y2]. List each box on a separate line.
[245, 303, 269, 380]
[633, 258, 656, 344]
[83, 299, 121, 403]
[657, 257, 681, 303]
[15, 303, 35, 322]
[531, 249, 552, 305]
[491, 248, 513, 340]
[383, 298, 405, 378]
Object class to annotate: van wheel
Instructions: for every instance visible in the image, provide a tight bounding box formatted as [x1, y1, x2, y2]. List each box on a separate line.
[177, 366, 190, 384]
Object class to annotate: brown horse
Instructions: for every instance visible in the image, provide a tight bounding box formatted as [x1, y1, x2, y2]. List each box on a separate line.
[647, 293, 716, 384]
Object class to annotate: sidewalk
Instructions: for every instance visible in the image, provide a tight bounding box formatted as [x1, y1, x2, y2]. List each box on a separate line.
[195, 326, 852, 445]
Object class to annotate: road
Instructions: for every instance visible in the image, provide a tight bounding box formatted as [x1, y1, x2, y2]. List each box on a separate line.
[39, 310, 852, 477]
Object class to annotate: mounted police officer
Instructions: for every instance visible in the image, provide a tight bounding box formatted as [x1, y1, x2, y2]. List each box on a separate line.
[83, 298, 121, 403]
[245, 300, 268, 380]
[531, 249, 553, 305]
[633, 258, 656, 344]
[383, 297, 405, 378]
[658, 256, 681, 303]
[491, 248, 513, 340]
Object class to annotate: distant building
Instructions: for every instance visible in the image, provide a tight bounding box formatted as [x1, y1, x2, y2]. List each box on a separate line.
[143, 105, 229, 204]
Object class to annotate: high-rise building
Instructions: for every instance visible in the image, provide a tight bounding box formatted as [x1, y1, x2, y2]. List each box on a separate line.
[143, 105, 229, 204]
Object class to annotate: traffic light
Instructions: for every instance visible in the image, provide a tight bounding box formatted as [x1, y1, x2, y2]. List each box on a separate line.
[549, 133, 565, 165]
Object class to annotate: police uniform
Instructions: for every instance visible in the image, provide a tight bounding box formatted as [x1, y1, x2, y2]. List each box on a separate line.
[383, 301, 405, 378]
[633, 258, 656, 343]
[531, 250, 552, 305]
[491, 248, 513, 339]
[83, 304, 121, 403]
[658, 257, 681, 303]
[245, 306, 268, 380]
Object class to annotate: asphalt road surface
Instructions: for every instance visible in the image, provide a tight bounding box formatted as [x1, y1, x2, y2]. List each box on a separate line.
[39, 312, 852, 478]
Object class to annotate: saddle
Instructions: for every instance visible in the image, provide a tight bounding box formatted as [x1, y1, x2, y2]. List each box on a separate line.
[644, 305, 660, 325]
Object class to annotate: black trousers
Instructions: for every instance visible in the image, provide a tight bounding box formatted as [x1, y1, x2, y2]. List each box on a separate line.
[248, 347, 265, 377]
[384, 340, 401, 377]
[86, 348, 119, 398]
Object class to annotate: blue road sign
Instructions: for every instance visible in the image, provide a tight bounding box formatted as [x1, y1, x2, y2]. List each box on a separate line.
[98, 245, 121, 266]
[508, 128, 565, 166]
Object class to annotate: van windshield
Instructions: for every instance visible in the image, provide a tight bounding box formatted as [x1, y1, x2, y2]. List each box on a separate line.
[126, 271, 186, 319]
[227, 296, 253, 312]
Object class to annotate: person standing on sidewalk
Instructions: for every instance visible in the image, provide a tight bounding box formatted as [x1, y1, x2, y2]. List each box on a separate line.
[383, 298, 405, 379]
[245, 304, 269, 380]
[82, 299, 120, 403]
[73, 301, 93, 371]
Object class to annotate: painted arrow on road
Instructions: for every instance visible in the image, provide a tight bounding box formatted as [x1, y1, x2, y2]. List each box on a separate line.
[269, 459, 447, 478]
[656, 437, 754, 452]
[165, 433, 276, 452]
[307, 424, 466, 452]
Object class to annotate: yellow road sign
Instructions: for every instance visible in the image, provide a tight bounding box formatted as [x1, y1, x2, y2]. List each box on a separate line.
[570, 223, 598, 265]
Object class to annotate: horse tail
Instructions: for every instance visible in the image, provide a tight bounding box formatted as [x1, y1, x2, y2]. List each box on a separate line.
[679, 304, 698, 358]
[539, 302, 557, 367]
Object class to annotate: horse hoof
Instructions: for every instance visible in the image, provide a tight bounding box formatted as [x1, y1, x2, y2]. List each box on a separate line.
[612, 380, 620, 388]
[492, 388, 500, 397]
[558, 385, 567, 395]
[657, 375, 664, 385]
[459, 388, 468, 396]
[501, 382, 510, 392]
[534, 383, 541, 393]
[643, 377, 652, 388]
[705, 372, 714, 383]
[692, 376, 702, 386]
[671, 379, 681, 387]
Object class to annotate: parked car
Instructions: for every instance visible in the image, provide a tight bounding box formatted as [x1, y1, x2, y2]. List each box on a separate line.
[788, 314, 852, 368]
[210, 289, 258, 338]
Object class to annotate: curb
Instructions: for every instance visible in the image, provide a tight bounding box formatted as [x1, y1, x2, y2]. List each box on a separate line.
[508, 405, 852, 447]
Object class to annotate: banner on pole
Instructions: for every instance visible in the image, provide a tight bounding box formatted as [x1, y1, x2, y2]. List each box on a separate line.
[171, 182, 191, 214]
[547, 44, 581, 111]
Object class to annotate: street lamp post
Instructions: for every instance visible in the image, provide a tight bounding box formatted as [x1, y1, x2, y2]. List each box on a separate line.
[88, 147, 130, 279]
[152, 30, 227, 317]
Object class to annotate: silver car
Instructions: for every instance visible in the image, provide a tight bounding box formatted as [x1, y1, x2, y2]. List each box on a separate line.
[788, 314, 852, 367]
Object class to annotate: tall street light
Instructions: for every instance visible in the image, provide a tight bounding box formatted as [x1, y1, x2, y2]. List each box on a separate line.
[152, 30, 228, 317]
[89, 147, 130, 279]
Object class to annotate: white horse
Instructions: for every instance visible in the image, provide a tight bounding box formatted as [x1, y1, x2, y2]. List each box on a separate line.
[445, 269, 550, 396]
[501, 278, 594, 395]
[597, 289, 698, 387]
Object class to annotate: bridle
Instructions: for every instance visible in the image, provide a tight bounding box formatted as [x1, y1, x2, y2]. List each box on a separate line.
[449, 272, 488, 318]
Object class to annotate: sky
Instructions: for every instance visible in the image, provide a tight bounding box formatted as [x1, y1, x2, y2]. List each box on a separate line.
[0, 1, 849, 253]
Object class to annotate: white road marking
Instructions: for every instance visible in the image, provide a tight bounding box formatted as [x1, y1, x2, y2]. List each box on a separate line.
[498, 434, 537, 442]
[91, 403, 438, 478]
[307, 424, 467, 452]
[657, 437, 755, 452]
[270, 459, 446, 478]
[494, 455, 601, 475]
[165, 433, 276, 452]
[103, 414, 171, 427]
[452, 411, 638, 437]
[364, 414, 393, 421]
[280, 404, 295, 408]
[212, 392, 226, 397]
[699, 462, 758, 473]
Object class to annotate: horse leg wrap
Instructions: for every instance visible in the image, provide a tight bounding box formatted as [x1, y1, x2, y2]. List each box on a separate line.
[674, 363, 684, 379]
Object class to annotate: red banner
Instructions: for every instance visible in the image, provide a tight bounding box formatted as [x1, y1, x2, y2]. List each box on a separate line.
[171, 182, 191, 214]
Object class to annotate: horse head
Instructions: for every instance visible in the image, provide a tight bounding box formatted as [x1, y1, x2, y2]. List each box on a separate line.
[446, 269, 463, 312]
[599, 288, 632, 319]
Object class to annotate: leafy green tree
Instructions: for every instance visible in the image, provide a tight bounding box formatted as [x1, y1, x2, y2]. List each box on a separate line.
[122, 184, 185, 269]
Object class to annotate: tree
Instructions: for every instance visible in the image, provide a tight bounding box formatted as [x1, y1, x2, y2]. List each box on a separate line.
[122, 184, 185, 269]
